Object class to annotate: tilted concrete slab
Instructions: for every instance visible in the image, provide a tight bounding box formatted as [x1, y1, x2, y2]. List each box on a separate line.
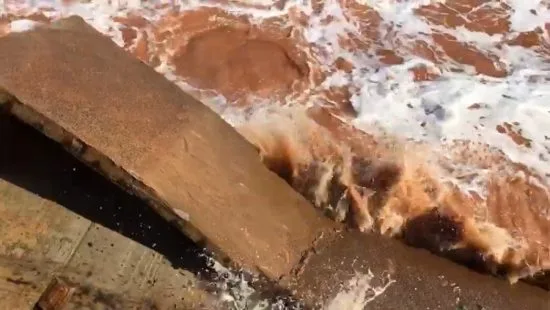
[0, 16, 335, 281]
[0, 17, 548, 309]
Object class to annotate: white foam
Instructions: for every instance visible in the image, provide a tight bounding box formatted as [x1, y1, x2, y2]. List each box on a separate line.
[325, 269, 395, 310]
[9, 19, 39, 32]
[206, 257, 299, 309]
[506, 0, 550, 32]
[298, 0, 550, 192]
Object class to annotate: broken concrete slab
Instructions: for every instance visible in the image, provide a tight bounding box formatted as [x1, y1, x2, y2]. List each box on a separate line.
[0, 16, 336, 281]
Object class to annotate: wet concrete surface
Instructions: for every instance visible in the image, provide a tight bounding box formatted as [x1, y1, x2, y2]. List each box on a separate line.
[290, 230, 550, 309]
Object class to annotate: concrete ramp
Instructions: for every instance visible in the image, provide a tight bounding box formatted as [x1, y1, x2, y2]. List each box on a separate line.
[0, 17, 548, 309]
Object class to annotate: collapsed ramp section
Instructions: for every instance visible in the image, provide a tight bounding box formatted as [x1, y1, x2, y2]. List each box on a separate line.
[0, 16, 335, 280]
[0, 17, 548, 309]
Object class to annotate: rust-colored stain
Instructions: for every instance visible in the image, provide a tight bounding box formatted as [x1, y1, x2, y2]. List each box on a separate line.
[35, 278, 75, 310]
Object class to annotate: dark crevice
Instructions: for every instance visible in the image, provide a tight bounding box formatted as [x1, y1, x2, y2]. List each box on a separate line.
[0, 112, 212, 278]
